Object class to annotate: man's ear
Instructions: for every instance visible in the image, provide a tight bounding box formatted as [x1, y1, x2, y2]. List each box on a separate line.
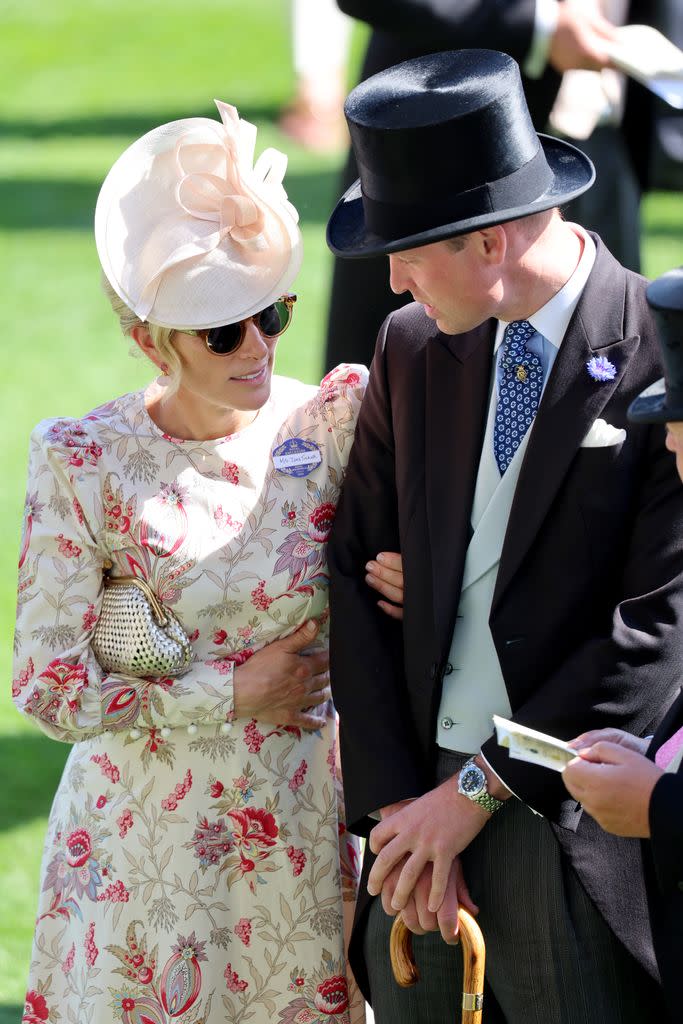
[478, 225, 507, 265]
[130, 324, 165, 371]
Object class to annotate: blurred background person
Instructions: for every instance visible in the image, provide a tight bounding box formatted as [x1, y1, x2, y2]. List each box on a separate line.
[324, 0, 682, 372]
[563, 265, 683, 1024]
[279, 0, 351, 152]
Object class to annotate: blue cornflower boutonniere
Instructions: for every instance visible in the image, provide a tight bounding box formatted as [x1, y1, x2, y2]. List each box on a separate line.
[586, 355, 617, 382]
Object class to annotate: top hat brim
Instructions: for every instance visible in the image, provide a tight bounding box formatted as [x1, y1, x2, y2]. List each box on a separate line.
[327, 134, 595, 259]
[628, 379, 683, 424]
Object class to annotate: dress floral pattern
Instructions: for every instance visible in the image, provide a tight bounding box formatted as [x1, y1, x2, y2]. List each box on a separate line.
[13, 365, 367, 1024]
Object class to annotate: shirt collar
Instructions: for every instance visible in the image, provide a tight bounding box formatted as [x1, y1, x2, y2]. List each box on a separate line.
[494, 224, 596, 352]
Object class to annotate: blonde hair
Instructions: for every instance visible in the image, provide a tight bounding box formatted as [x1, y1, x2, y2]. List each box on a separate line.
[101, 273, 182, 394]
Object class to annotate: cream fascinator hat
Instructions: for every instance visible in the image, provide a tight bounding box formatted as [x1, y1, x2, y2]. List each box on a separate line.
[95, 100, 302, 328]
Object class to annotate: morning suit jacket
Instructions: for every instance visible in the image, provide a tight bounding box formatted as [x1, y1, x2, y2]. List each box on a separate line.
[646, 691, 683, 1021]
[328, 239, 683, 993]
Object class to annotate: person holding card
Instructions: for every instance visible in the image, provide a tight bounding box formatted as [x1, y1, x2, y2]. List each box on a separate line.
[326, 49, 683, 1024]
[563, 267, 683, 1022]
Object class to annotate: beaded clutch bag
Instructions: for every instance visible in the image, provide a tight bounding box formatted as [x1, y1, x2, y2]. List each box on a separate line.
[91, 573, 193, 678]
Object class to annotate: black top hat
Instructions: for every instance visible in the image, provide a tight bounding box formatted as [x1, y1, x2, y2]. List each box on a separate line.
[628, 268, 683, 424]
[327, 49, 595, 259]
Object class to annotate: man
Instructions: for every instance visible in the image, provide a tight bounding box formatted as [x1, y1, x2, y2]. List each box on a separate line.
[562, 267, 683, 1023]
[324, 0, 677, 371]
[327, 49, 683, 1023]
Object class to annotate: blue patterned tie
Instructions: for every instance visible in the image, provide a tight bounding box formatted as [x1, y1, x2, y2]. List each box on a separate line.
[493, 320, 543, 475]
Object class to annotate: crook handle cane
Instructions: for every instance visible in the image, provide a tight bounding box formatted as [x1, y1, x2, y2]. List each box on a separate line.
[390, 909, 485, 1023]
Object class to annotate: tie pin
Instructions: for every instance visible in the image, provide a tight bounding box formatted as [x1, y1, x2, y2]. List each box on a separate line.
[516, 365, 528, 382]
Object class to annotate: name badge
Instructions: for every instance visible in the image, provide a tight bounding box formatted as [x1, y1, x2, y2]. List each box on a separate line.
[272, 438, 322, 478]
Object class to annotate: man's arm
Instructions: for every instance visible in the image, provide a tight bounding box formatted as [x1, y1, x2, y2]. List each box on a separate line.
[649, 771, 683, 896]
[329, 317, 425, 836]
[482, 424, 683, 819]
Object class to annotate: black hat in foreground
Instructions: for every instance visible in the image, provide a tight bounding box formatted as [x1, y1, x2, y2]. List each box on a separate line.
[327, 49, 595, 259]
[628, 267, 683, 424]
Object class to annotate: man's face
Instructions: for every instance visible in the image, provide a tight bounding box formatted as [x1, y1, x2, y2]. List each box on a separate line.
[665, 421, 683, 484]
[388, 236, 497, 335]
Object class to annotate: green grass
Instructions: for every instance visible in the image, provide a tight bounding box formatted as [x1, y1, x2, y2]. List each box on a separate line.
[0, 0, 681, 1012]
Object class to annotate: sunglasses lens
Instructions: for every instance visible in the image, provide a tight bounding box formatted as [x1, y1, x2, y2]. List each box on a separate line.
[258, 300, 290, 338]
[202, 298, 293, 354]
[206, 323, 242, 354]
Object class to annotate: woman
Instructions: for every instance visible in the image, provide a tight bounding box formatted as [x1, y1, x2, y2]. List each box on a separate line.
[562, 267, 683, 1023]
[13, 100, 402, 1024]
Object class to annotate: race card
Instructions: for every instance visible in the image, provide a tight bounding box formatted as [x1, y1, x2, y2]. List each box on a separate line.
[493, 715, 576, 772]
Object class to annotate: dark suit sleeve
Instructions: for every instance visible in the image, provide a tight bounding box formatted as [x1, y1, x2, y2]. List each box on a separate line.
[329, 318, 424, 836]
[482, 424, 683, 819]
[337, 0, 537, 61]
[649, 769, 683, 896]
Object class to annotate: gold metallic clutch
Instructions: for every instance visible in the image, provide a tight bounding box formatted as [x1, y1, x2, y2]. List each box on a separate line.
[91, 573, 193, 678]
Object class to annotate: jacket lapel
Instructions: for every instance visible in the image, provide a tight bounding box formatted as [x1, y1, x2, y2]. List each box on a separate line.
[492, 244, 641, 611]
[426, 322, 493, 653]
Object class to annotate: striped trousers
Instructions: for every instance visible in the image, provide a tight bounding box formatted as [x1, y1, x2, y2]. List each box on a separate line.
[362, 749, 666, 1023]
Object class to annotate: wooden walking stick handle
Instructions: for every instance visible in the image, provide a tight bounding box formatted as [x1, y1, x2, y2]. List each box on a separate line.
[390, 909, 485, 1023]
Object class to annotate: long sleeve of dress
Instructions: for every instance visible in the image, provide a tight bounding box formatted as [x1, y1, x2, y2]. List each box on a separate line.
[13, 418, 236, 743]
[13, 422, 109, 742]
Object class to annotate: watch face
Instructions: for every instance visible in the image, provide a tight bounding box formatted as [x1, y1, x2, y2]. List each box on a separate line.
[459, 764, 485, 798]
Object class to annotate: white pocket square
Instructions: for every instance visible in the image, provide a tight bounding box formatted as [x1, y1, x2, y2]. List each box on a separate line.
[581, 418, 627, 448]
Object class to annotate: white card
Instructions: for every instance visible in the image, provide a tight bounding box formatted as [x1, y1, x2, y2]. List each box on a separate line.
[609, 25, 683, 109]
[493, 715, 576, 772]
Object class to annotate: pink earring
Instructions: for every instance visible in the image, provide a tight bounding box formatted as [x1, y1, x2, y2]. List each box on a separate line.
[160, 362, 169, 374]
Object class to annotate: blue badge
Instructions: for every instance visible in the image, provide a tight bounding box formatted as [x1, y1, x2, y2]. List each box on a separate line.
[272, 438, 322, 477]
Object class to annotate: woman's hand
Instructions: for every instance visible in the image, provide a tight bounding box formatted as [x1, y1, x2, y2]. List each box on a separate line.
[366, 551, 404, 620]
[568, 728, 650, 756]
[233, 619, 331, 729]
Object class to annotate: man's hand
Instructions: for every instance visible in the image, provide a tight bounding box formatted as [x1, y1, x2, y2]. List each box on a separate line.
[549, 0, 618, 73]
[568, 727, 650, 756]
[381, 856, 479, 944]
[562, 741, 663, 837]
[366, 551, 404, 620]
[367, 776, 491, 915]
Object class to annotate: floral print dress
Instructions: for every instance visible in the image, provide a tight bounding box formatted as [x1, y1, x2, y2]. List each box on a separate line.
[13, 364, 367, 1024]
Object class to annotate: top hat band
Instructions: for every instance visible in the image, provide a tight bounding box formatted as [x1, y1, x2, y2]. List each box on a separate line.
[361, 145, 553, 239]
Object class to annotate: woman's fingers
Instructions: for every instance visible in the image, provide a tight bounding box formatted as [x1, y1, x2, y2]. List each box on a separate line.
[367, 550, 405, 621]
[377, 599, 403, 621]
[306, 686, 332, 706]
[377, 551, 403, 572]
[302, 649, 329, 675]
[366, 554, 404, 603]
[278, 619, 320, 652]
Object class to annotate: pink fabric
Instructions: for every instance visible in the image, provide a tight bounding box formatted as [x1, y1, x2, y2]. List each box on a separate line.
[655, 724, 683, 769]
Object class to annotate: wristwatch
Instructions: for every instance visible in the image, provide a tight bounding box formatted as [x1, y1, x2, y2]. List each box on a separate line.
[457, 758, 504, 814]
